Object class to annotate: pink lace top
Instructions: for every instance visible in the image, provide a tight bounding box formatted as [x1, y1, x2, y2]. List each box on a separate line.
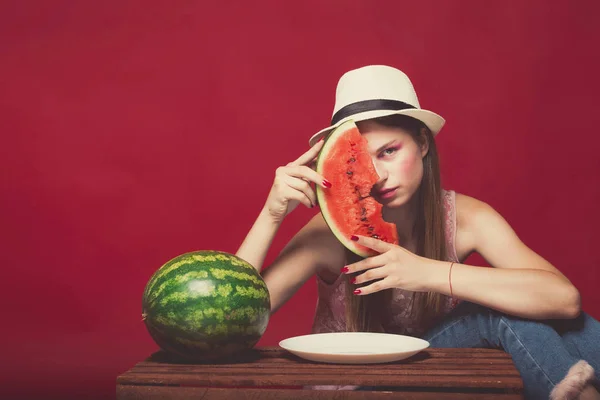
[310, 189, 461, 337]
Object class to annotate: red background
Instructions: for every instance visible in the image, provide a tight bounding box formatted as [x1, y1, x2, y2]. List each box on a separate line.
[1, 1, 599, 398]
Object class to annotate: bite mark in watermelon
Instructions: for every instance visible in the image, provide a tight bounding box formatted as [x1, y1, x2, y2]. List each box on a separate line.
[316, 120, 399, 257]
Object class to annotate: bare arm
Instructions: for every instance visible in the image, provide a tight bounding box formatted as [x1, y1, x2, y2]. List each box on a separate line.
[235, 139, 326, 272]
[427, 194, 581, 320]
[260, 213, 345, 313]
[235, 139, 341, 312]
[235, 206, 283, 273]
[236, 210, 344, 313]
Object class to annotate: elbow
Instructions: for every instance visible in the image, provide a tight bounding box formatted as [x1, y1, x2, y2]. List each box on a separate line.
[562, 285, 582, 319]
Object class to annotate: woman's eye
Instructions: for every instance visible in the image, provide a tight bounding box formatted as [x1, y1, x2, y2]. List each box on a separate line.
[379, 147, 399, 158]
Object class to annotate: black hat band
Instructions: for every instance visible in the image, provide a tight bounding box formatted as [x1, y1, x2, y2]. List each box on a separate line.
[331, 99, 416, 126]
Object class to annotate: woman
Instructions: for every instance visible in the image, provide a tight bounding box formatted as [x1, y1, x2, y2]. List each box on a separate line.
[235, 65, 599, 399]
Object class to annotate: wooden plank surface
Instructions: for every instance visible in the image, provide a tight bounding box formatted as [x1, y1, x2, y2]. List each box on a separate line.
[117, 385, 525, 400]
[117, 347, 523, 392]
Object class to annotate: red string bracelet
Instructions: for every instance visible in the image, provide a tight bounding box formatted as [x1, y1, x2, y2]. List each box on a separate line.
[448, 262, 455, 298]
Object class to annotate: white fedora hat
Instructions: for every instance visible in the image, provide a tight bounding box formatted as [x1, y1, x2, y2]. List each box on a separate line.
[308, 65, 446, 147]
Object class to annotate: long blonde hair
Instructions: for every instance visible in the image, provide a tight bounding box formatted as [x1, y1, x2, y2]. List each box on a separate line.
[344, 114, 448, 332]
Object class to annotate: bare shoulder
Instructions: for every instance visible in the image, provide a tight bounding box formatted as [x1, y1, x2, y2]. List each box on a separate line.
[298, 212, 338, 244]
[261, 212, 345, 312]
[297, 212, 346, 268]
[455, 192, 491, 229]
[453, 192, 487, 261]
[269, 212, 344, 269]
[454, 192, 519, 257]
[285, 213, 348, 282]
[453, 192, 568, 278]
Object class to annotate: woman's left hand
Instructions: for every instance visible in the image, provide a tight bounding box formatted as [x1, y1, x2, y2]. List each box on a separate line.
[343, 235, 439, 295]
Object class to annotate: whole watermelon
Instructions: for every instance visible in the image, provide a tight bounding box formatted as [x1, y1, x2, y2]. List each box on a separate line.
[142, 250, 271, 361]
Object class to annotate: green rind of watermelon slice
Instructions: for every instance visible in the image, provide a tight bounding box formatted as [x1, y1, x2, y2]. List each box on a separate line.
[316, 120, 399, 258]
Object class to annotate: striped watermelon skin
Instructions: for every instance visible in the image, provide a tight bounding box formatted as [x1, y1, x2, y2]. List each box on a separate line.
[142, 250, 271, 361]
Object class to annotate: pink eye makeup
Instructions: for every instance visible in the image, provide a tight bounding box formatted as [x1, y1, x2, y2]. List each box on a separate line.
[378, 144, 402, 158]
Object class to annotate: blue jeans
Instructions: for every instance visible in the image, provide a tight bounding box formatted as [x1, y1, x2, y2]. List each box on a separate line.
[421, 302, 600, 399]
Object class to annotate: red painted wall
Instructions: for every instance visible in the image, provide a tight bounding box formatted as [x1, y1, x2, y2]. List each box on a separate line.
[1, 1, 599, 398]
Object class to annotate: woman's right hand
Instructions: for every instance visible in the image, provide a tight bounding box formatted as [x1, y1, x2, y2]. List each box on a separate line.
[263, 139, 331, 223]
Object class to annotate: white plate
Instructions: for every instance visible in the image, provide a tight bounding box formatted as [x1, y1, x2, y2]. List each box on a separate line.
[278, 332, 429, 364]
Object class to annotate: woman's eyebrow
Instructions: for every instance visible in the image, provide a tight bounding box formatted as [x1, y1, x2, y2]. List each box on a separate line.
[375, 140, 398, 153]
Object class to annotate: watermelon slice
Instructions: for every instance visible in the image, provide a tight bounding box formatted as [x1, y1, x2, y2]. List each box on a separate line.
[316, 120, 399, 258]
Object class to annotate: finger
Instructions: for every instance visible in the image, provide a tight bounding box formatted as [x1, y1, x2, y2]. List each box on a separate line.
[342, 253, 387, 274]
[286, 189, 314, 209]
[284, 165, 330, 189]
[351, 234, 395, 254]
[354, 276, 394, 296]
[353, 265, 390, 286]
[288, 139, 324, 167]
[281, 175, 317, 207]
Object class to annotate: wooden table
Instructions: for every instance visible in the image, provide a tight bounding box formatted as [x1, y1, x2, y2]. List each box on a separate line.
[117, 347, 524, 399]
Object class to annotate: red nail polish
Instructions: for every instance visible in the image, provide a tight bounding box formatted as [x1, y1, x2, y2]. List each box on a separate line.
[353, 289, 361, 295]
[322, 180, 332, 188]
[350, 277, 356, 284]
[341, 266, 349, 273]
[351, 235, 358, 241]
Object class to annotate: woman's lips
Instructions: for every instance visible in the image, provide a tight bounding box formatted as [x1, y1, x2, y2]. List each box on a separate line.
[377, 187, 398, 199]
